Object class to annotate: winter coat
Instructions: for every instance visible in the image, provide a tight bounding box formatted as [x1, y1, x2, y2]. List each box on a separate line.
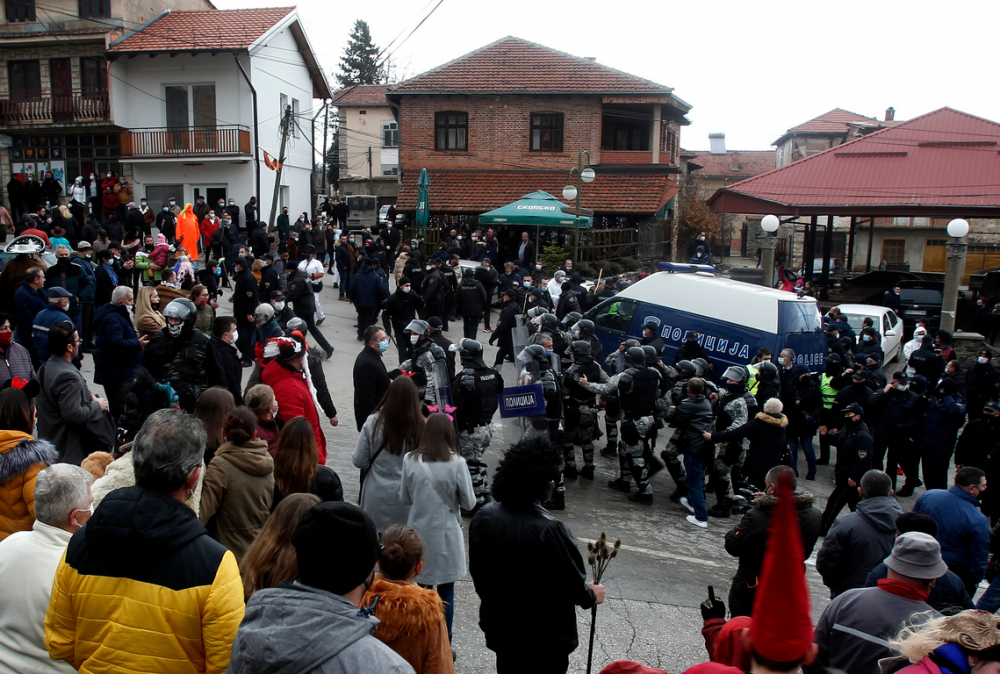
[175, 204, 200, 261]
[209, 336, 243, 405]
[665, 394, 715, 458]
[12, 283, 47, 345]
[45, 259, 93, 317]
[922, 395, 967, 455]
[808, 586, 938, 674]
[262, 358, 326, 463]
[816, 495, 903, 597]
[891, 657, 944, 674]
[711, 412, 789, 489]
[455, 277, 487, 317]
[361, 578, 453, 674]
[44, 485, 245, 674]
[914, 486, 991, 584]
[864, 562, 974, 615]
[36, 356, 107, 464]
[353, 346, 391, 432]
[350, 264, 389, 309]
[868, 387, 921, 440]
[0, 432, 58, 542]
[92, 303, 143, 385]
[469, 502, 597, 656]
[286, 268, 315, 317]
[723, 490, 822, 588]
[228, 582, 414, 674]
[0, 520, 76, 674]
[784, 372, 823, 437]
[400, 453, 475, 586]
[955, 416, 1000, 469]
[352, 413, 413, 532]
[0, 341, 35, 385]
[199, 438, 274, 564]
[91, 448, 204, 514]
[384, 288, 423, 336]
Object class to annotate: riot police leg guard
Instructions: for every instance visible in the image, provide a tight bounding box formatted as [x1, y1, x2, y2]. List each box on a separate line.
[625, 416, 654, 504]
[608, 417, 636, 493]
[563, 403, 582, 479]
[459, 426, 492, 512]
[544, 424, 566, 510]
[602, 397, 621, 457]
[579, 407, 597, 480]
[708, 453, 733, 518]
[662, 436, 687, 502]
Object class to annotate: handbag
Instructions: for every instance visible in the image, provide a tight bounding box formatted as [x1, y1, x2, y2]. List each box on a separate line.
[417, 457, 462, 526]
[357, 442, 386, 505]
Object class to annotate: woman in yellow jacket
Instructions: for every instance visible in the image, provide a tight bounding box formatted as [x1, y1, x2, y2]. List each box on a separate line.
[0, 382, 59, 542]
[175, 202, 200, 263]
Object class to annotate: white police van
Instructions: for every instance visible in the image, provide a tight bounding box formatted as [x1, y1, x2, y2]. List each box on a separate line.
[587, 267, 826, 377]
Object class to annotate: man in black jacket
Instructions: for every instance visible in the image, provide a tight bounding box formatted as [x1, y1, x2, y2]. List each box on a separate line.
[475, 259, 499, 331]
[209, 316, 243, 405]
[489, 289, 517, 368]
[456, 268, 487, 339]
[723, 465, 822, 616]
[250, 220, 271, 258]
[469, 436, 604, 674]
[666, 377, 715, 526]
[243, 197, 258, 235]
[421, 258, 448, 325]
[382, 276, 422, 361]
[909, 335, 945, 382]
[819, 402, 875, 535]
[230, 257, 258, 366]
[352, 325, 391, 432]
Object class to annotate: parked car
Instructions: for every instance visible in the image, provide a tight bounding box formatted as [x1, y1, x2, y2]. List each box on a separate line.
[834, 304, 903, 365]
[378, 205, 404, 226]
[799, 257, 847, 279]
[896, 280, 947, 329]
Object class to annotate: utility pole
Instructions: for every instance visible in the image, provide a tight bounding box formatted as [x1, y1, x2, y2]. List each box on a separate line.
[267, 105, 292, 232]
[322, 102, 329, 197]
[367, 146, 373, 195]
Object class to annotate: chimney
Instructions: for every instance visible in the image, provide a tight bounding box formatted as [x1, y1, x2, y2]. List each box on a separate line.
[709, 132, 726, 155]
[885, 107, 895, 122]
[584, 56, 596, 62]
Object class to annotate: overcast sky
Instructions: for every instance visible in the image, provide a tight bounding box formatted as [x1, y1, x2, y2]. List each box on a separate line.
[218, 0, 999, 152]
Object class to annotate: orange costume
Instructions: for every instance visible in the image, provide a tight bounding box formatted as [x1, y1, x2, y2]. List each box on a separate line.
[175, 203, 200, 263]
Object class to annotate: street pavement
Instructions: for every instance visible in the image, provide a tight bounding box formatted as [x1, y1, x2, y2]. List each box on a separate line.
[82, 276, 939, 674]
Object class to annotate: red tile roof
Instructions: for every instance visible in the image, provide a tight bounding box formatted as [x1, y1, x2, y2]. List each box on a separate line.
[108, 8, 294, 53]
[688, 150, 775, 178]
[390, 36, 687, 105]
[773, 108, 897, 145]
[396, 170, 678, 214]
[709, 108, 1000, 217]
[333, 85, 389, 107]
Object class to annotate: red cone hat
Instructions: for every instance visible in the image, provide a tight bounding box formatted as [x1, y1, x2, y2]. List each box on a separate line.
[750, 470, 813, 663]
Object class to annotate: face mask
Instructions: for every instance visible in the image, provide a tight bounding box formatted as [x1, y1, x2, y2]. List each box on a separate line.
[778, 357, 787, 366]
[898, 384, 909, 391]
[107, 173, 112, 178]
[151, 301, 160, 310]
[272, 403, 279, 418]
[523, 281, 531, 288]
[863, 335, 871, 342]
[167, 323, 183, 337]
[401, 286, 411, 294]
[410, 334, 420, 345]
[140, 201, 147, 206]
[535, 264, 542, 271]
[57, 258, 70, 266]
[214, 267, 221, 277]
[229, 201, 235, 205]
[163, 206, 169, 212]
[113, 255, 121, 261]
[229, 329, 239, 343]
[0, 332, 12, 346]
[726, 381, 742, 393]
[379, 339, 389, 353]
[349, 238, 355, 243]
[169, 201, 176, 206]
[426, 265, 432, 271]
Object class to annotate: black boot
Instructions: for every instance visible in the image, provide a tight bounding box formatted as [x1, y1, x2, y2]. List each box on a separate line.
[563, 464, 578, 479]
[628, 492, 653, 505]
[580, 465, 595, 480]
[544, 491, 565, 510]
[600, 445, 618, 458]
[665, 458, 687, 500]
[608, 478, 631, 492]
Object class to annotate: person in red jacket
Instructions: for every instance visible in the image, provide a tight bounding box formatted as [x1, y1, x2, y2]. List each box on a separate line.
[200, 212, 219, 250]
[261, 332, 327, 463]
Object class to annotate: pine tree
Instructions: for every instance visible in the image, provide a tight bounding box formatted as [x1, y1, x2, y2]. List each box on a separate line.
[336, 20, 384, 87]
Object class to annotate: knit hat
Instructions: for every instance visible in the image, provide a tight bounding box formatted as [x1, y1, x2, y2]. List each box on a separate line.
[428, 316, 443, 329]
[715, 616, 753, 671]
[156, 234, 166, 244]
[399, 276, 411, 286]
[750, 470, 813, 664]
[292, 502, 381, 596]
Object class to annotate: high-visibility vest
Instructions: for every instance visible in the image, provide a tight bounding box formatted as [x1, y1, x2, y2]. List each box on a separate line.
[747, 362, 761, 395]
[820, 373, 838, 410]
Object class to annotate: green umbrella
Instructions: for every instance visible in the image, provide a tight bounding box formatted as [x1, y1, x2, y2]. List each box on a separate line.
[478, 191, 592, 229]
[415, 168, 430, 230]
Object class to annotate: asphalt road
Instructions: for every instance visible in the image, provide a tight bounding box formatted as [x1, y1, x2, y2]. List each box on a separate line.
[82, 278, 939, 674]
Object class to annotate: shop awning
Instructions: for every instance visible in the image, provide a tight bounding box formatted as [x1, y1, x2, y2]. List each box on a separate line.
[478, 191, 592, 228]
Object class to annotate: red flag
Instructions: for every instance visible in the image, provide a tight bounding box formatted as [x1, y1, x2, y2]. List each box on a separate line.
[262, 150, 282, 171]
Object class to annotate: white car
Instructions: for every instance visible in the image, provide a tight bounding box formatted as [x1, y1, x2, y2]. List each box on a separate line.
[835, 303, 903, 365]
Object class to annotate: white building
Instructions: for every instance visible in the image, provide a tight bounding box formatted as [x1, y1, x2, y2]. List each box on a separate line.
[106, 7, 330, 225]
[333, 84, 399, 205]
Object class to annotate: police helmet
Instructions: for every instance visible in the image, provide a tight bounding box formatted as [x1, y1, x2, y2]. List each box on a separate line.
[756, 360, 780, 383]
[163, 298, 197, 323]
[253, 303, 275, 327]
[526, 306, 549, 319]
[577, 319, 595, 338]
[722, 365, 747, 383]
[517, 344, 549, 364]
[625, 346, 647, 368]
[675, 360, 697, 379]
[455, 338, 483, 359]
[569, 340, 592, 358]
[540, 313, 559, 330]
[405, 319, 430, 336]
[284, 317, 306, 335]
[642, 345, 659, 365]
[563, 312, 583, 329]
[624, 338, 640, 350]
[615, 280, 630, 292]
[692, 358, 710, 376]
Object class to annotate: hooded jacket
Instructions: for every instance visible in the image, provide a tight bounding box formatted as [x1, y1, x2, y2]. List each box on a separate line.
[815, 495, 902, 597]
[228, 582, 414, 674]
[175, 203, 200, 262]
[710, 412, 789, 489]
[199, 439, 274, 564]
[44, 485, 244, 674]
[0, 432, 58, 541]
[350, 264, 389, 309]
[361, 578, 453, 674]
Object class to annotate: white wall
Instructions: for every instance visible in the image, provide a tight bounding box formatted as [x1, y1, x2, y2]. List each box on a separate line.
[341, 105, 396, 178]
[128, 160, 254, 210]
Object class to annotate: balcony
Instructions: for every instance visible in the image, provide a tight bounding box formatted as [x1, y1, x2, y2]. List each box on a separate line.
[0, 93, 110, 126]
[119, 126, 251, 159]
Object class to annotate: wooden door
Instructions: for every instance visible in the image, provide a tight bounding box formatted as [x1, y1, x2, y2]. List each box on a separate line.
[923, 239, 948, 273]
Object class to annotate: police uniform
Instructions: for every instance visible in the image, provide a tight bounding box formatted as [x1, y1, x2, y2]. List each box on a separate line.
[452, 357, 504, 507]
[712, 390, 749, 509]
[563, 352, 608, 476]
[660, 375, 693, 498]
[602, 347, 628, 455]
[398, 337, 448, 407]
[819, 405, 874, 535]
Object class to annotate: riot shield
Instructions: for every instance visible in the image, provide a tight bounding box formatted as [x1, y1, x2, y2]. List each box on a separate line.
[495, 351, 544, 447]
[429, 359, 453, 413]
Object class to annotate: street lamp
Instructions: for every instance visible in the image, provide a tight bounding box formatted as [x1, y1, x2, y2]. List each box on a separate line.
[563, 151, 594, 266]
[941, 218, 970, 332]
[759, 215, 780, 288]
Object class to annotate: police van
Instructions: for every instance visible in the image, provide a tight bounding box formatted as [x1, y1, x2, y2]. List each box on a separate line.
[587, 269, 826, 378]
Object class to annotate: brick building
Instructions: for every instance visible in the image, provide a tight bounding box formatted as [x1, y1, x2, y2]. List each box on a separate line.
[0, 0, 213, 204]
[387, 36, 691, 261]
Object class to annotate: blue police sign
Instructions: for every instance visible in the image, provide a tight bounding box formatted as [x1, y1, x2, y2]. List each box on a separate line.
[498, 384, 546, 418]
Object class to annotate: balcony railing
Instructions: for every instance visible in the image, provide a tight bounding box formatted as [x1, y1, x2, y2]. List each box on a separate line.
[119, 126, 251, 158]
[0, 93, 110, 125]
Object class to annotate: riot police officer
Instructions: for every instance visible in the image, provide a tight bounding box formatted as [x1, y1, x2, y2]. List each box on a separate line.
[452, 338, 504, 516]
[661, 359, 698, 501]
[563, 340, 608, 481]
[518, 344, 565, 508]
[575, 318, 603, 363]
[708, 365, 753, 518]
[818, 402, 874, 535]
[396, 319, 448, 408]
[602, 338, 639, 457]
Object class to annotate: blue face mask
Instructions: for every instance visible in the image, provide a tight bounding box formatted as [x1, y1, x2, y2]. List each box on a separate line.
[863, 335, 871, 342]
[379, 339, 389, 353]
[214, 267, 221, 277]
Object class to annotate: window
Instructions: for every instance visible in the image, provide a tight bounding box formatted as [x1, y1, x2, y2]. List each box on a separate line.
[592, 298, 638, 335]
[5, 0, 34, 22]
[880, 238, 906, 264]
[530, 113, 563, 151]
[165, 84, 216, 128]
[50, 58, 72, 122]
[382, 165, 399, 176]
[435, 112, 467, 150]
[882, 313, 892, 334]
[7, 60, 41, 101]
[292, 98, 299, 138]
[280, 93, 288, 117]
[602, 114, 649, 151]
[78, 0, 110, 19]
[80, 57, 107, 96]
[382, 120, 399, 148]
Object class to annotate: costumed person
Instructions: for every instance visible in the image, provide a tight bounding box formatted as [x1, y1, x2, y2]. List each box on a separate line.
[261, 332, 328, 464]
[175, 202, 200, 264]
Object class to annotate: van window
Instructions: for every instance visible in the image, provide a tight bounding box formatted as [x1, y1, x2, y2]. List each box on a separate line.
[593, 298, 637, 334]
[900, 288, 943, 304]
[778, 302, 822, 334]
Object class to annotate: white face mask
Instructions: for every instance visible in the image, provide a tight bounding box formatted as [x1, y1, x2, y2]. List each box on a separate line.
[980, 357, 989, 365]
[401, 286, 411, 294]
[229, 330, 239, 344]
[271, 402, 279, 418]
[410, 334, 420, 345]
[274, 301, 285, 312]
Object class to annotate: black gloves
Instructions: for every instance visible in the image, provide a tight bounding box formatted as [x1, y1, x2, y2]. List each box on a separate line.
[700, 586, 726, 621]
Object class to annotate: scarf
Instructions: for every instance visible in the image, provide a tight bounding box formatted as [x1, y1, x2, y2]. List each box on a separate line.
[877, 578, 930, 602]
[102, 262, 118, 286]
